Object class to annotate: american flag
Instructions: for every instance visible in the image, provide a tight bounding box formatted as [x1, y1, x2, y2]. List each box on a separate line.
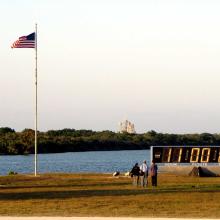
[11, 32, 35, 48]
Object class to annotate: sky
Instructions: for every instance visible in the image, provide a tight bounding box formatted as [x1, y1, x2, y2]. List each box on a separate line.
[1, 0, 220, 134]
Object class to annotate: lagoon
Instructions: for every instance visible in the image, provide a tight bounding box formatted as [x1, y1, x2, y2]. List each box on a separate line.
[0, 149, 150, 175]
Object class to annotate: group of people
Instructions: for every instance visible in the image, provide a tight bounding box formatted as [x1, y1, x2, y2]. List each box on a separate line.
[130, 160, 158, 187]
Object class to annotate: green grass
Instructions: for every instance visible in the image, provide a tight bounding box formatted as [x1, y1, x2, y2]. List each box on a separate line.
[0, 173, 220, 217]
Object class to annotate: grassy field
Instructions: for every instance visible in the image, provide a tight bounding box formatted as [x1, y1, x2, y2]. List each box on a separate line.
[0, 173, 220, 218]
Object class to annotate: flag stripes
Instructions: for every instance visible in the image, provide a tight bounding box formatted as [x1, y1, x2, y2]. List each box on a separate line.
[11, 32, 35, 48]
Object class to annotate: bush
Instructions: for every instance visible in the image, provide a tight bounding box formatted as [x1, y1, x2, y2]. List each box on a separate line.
[8, 170, 18, 175]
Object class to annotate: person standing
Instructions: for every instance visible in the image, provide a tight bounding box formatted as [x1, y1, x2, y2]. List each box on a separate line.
[150, 160, 158, 187]
[139, 160, 148, 187]
[130, 163, 140, 186]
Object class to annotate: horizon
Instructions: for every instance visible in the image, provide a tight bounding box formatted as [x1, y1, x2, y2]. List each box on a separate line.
[2, 126, 220, 135]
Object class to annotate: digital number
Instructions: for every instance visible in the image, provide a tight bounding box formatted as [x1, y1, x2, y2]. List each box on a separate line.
[171, 148, 182, 163]
[218, 151, 220, 163]
[201, 148, 210, 163]
[190, 148, 200, 163]
[162, 148, 172, 162]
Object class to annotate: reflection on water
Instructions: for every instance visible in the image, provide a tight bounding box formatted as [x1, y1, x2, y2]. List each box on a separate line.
[0, 150, 150, 175]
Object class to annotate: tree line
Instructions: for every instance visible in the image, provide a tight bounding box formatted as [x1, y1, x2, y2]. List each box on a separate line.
[0, 127, 220, 155]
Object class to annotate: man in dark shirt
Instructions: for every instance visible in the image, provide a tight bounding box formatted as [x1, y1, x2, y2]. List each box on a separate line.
[130, 163, 140, 186]
[150, 160, 158, 186]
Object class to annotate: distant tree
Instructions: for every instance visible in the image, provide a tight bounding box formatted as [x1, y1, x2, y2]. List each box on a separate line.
[147, 130, 157, 137]
[1, 127, 220, 155]
[199, 133, 216, 145]
[0, 127, 15, 134]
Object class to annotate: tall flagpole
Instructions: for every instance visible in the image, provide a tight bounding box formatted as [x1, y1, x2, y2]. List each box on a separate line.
[34, 23, 38, 176]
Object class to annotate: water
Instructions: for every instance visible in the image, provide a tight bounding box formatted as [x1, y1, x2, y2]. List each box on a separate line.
[0, 150, 150, 175]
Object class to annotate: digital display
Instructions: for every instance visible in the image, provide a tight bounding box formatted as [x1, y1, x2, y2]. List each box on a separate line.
[152, 146, 220, 163]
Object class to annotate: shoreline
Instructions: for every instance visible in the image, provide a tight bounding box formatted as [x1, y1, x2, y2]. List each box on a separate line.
[2, 164, 220, 177]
